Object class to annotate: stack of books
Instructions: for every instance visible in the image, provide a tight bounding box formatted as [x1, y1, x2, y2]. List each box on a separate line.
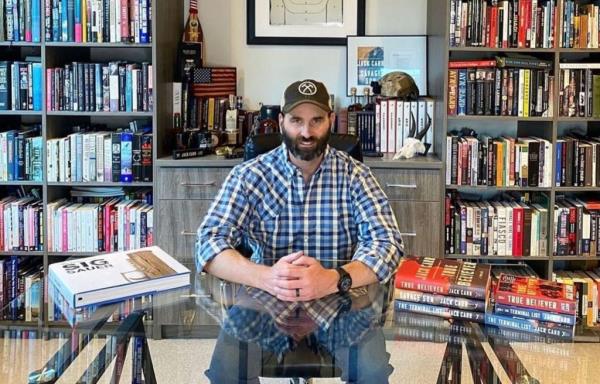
[486, 273, 577, 339]
[394, 257, 491, 323]
[554, 270, 600, 328]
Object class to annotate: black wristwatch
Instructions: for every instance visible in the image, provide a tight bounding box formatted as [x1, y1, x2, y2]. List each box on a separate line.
[336, 267, 352, 293]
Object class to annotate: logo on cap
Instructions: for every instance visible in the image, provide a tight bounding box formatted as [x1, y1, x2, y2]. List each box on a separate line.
[298, 81, 317, 96]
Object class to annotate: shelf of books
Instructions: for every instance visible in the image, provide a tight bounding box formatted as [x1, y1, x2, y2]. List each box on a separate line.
[0, 0, 182, 329]
[430, 0, 600, 334]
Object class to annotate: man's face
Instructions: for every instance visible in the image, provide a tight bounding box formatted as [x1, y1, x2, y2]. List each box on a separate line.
[279, 103, 334, 162]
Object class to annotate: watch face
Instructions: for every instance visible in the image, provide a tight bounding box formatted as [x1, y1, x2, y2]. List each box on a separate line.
[340, 275, 352, 292]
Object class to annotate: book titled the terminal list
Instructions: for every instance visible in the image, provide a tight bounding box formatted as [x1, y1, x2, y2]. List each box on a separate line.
[395, 257, 491, 301]
[48, 246, 190, 309]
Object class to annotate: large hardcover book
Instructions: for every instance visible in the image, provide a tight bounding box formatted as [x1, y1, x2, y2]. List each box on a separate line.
[494, 303, 576, 326]
[0, 62, 10, 110]
[485, 312, 574, 339]
[494, 273, 577, 315]
[394, 257, 491, 301]
[48, 246, 190, 308]
[395, 288, 486, 312]
[395, 300, 485, 323]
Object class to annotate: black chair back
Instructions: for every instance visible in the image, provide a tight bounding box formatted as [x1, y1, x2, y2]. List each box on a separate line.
[244, 133, 363, 162]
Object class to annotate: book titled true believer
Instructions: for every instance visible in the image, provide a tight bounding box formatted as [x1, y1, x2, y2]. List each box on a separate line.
[49, 246, 190, 308]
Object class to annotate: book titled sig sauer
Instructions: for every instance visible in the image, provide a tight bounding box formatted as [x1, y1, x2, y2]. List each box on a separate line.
[395, 257, 491, 301]
[494, 273, 577, 315]
[48, 246, 190, 309]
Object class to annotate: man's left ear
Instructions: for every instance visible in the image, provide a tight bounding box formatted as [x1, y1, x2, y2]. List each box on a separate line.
[278, 113, 284, 133]
[329, 112, 336, 129]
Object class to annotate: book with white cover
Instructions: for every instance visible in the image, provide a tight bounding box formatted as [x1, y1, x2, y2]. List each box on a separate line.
[48, 246, 190, 308]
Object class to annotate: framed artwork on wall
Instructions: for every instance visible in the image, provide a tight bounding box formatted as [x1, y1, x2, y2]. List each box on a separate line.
[247, 0, 366, 45]
[346, 35, 428, 96]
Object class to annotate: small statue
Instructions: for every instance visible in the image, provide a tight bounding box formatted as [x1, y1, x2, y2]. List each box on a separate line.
[393, 105, 432, 159]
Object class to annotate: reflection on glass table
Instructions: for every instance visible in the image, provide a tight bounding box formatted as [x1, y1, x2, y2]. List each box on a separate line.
[1, 268, 600, 383]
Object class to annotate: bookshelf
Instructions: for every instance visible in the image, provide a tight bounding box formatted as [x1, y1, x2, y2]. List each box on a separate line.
[0, 0, 183, 328]
[429, 0, 600, 279]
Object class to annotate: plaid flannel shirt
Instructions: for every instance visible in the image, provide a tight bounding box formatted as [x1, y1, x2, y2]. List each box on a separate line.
[222, 286, 383, 361]
[196, 144, 403, 282]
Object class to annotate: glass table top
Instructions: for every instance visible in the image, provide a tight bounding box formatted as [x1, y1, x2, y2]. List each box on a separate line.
[1, 273, 600, 384]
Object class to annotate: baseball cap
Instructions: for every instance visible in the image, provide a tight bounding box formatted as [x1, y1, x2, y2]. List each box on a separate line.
[281, 79, 332, 114]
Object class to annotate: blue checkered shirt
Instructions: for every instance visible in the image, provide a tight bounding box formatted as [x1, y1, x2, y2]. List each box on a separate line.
[196, 144, 403, 282]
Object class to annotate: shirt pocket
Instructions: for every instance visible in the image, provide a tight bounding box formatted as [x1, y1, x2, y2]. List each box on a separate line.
[251, 202, 293, 250]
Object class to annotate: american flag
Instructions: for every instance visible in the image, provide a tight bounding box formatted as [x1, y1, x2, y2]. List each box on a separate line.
[192, 67, 237, 98]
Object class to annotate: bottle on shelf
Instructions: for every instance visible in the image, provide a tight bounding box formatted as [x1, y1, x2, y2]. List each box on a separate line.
[363, 87, 376, 112]
[183, 1, 204, 46]
[347, 87, 363, 135]
[178, 0, 204, 82]
[225, 95, 239, 145]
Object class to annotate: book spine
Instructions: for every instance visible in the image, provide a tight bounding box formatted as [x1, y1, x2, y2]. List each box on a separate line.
[494, 290, 576, 315]
[140, 134, 152, 182]
[395, 288, 486, 312]
[485, 312, 574, 339]
[120, 132, 132, 182]
[494, 303, 576, 326]
[395, 300, 485, 323]
[111, 133, 121, 182]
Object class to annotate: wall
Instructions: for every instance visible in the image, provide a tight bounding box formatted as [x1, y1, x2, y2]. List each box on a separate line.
[186, 0, 427, 110]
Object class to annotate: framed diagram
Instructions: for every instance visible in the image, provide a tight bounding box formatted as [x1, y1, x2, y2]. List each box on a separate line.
[346, 35, 428, 96]
[247, 0, 366, 45]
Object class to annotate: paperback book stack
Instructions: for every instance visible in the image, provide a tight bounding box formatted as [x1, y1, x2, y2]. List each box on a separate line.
[486, 273, 577, 339]
[394, 257, 492, 323]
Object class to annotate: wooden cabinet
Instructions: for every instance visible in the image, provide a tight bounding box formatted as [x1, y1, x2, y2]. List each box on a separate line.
[155, 155, 443, 270]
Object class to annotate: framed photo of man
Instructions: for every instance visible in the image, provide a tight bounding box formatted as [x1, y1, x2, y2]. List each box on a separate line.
[247, 0, 366, 45]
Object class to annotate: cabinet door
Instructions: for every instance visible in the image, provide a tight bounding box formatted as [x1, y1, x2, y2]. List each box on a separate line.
[156, 200, 213, 268]
[389, 201, 441, 257]
[371, 169, 441, 201]
[158, 167, 232, 199]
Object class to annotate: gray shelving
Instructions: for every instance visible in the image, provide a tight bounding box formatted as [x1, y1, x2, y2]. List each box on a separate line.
[430, 0, 600, 278]
[0, 0, 183, 329]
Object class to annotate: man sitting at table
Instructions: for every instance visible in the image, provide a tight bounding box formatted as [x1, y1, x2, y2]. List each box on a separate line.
[196, 78, 403, 301]
[196, 79, 404, 383]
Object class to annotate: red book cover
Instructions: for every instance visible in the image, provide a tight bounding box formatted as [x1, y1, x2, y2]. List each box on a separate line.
[121, 0, 130, 42]
[518, 0, 527, 47]
[568, 205, 576, 255]
[494, 274, 577, 315]
[525, 0, 533, 48]
[394, 257, 491, 301]
[490, 6, 498, 48]
[448, 60, 497, 69]
[512, 204, 523, 256]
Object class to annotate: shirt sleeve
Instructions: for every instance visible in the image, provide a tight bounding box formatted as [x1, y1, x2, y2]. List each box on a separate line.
[350, 165, 404, 283]
[195, 167, 251, 272]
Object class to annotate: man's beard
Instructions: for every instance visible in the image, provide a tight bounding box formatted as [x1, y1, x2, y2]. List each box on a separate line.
[281, 124, 330, 161]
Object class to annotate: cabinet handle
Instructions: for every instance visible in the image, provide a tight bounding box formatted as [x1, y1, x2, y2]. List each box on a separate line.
[181, 231, 196, 237]
[386, 183, 417, 189]
[399, 232, 417, 237]
[180, 181, 216, 187]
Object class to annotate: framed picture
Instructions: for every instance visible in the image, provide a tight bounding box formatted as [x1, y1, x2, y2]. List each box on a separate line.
[346, 35, 428, 96]
[247, 0, 366, 45]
